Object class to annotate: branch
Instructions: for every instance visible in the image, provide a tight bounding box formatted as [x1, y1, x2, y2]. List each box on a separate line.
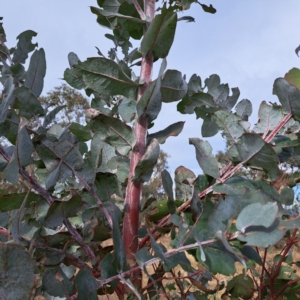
[98, 238, 216, 287]
[132, 0, 146, 20]
[64, 218, 96, 260]
[139, 112, 293, 248]
[0, 144, 54, 205]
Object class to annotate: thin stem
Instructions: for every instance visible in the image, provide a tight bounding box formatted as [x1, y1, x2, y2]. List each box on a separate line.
[64, 218, 96, 260]
[98, 238, 216, 287]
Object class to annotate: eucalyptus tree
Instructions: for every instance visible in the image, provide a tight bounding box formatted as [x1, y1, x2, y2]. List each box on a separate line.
[1, 2, 300, 299]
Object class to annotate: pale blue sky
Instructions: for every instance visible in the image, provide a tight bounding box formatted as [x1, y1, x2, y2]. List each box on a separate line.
[2, 1, 300, 176]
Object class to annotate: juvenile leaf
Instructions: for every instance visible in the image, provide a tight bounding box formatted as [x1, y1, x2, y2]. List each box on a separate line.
[74, 268, 98, 300]
[273, 78, 300, 121]
[90, 114, 135, 156]
[42, 267, 74, 297]
[68, 51, 81, 67]
[236, 202, 278, 231]
[24, 48, 46, 97]
[279, 186, 294, 206]
[161, 69, 188, 102]
[95, 173, 122, 202]
[118, 97, 136, 123]
[64, 68, 86, 90]
[284, 67, 300, 90]
[161, 169, 176, 214]
[235, 133, 282, 180]
[213, 110, 247, 144]
[189, 138, 220, 179]
[175, 166, 196, 200]
[200, 4, 217, 14]
[0, 243, 35, 300]
[201, 115, 219, 137]
[44, 194, 82, 228]
[137, 58, 167, 122]
[140, 6, 177, 58]
[14, 87, 44, 118]
[253, 101, 284, 135]
[133, 139, 160, 182]
[226, 275, 254, 299]
[235, 99, 252, 121]
[69, 123, 91, 142]
[12, 30, 37, 64]
[147, 121, 185, 144]
[75, 57, 138, 100]
[111, 205, 126, 271]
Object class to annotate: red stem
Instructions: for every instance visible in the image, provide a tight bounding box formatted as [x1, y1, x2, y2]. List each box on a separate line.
[123, 0, 155, 263]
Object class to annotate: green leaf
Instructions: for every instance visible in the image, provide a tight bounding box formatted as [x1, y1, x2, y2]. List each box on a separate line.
[75, 57, 139, 100]
[64, 68, 85, 90]
[204, 242, 236, 275]
[236, 202, 278, 231]
[161, 170, 176, 214]
[74, 268, 98, 300]
[226, 274, 254, 299]
[24, 48, 46, 98]
[279, 186, 294, 206]
[199, 4, 217, 14]
[137, 59, 167, 122]
[90, 114, 136, 156]
[234, 133, 282, 180]
[44, 194, 82, 228]
[0, 192, 42, 212]
[12, 30, 37, 64]
[133, 139, 160, 183]
[174, 166, 196, 200]
[111, 205, 126, 271]
[42, 267, 74, 297]
[273, 78, 300, 121]
[284, 67, 300, 90]
[161, 69, 187, 102]
[118, 97, 136, 123]
[14, 87, 44, 118]
[235, 99, 252, 121]
[69, 123, 91, 142]
[147, 121, 185, 144]
[189, 138, 220, 179]
[253, 101, 284, 135]
[106, 156, 130, 183]
[0, 76, 14, 123]
[0, 243, 35, 300]
[45, 164, 60, 191]
[43, 105, 66, 128]
[140, 6, 177, 58]
[201, 115, 219, 137]
[91, 136, 115, 172]
[95, 173, 122, 202]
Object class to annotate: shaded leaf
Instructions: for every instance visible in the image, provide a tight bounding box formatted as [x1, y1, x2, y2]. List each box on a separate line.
[14, 86, 44, 118]
[147, 121, 185, 144]
[95, 173, 122, 202]
[12, 30, 37, 64]
[137, 58, 166, 122]
[235, 99, 252, 121]
[226, 274, 254, 299]
[0, 76, 14, 123]
[133, 139, 160, 182]
[189, 138, 220, 179]
[0, 243, 35, 300]
[161, 69, 187, 102]
[43, 105, 66, 128]
[74, 268, 98, 300]
[199, 4, 217, 14]
[42, 267, 74, 297]
[24, 48, 46, 97]
[161, 169, 176, 214]
[273, 78, 300, 121]
[175, 166, 196, 200]
[235, 133, 282, 180]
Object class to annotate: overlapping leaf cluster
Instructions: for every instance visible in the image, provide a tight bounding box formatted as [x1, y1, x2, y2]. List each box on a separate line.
[1, 1, 300, 299]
